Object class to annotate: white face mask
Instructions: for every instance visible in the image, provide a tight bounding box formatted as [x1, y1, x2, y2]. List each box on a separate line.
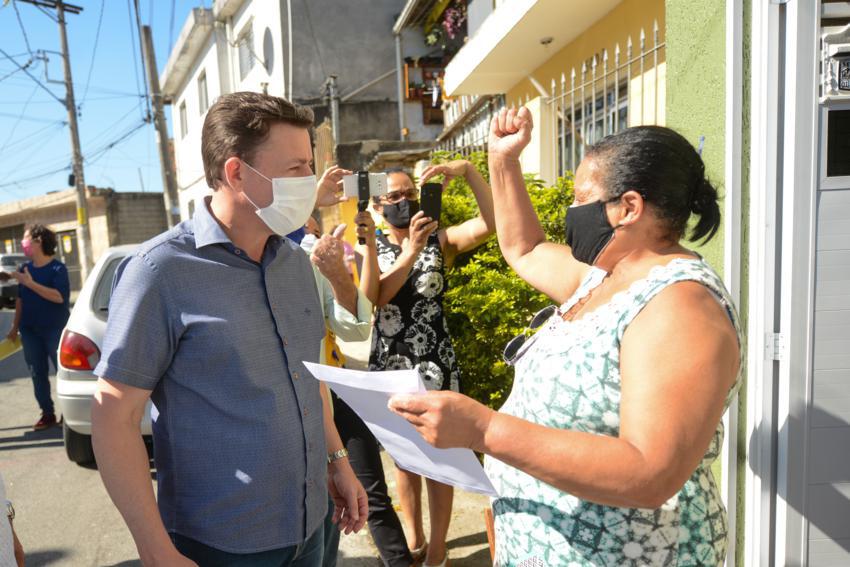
[241, 161, 317, 236]
[299, 233, 318, 254]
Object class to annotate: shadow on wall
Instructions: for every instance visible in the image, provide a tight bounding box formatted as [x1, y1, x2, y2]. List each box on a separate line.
[749, 406, 850, 560]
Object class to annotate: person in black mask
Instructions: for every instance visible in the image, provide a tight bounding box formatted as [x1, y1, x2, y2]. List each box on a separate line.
[387, 108, 742, 567]
[361, 162, 494, 567]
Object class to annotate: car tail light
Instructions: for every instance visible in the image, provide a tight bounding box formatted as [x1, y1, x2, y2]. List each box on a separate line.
[60, 331, 100, 371]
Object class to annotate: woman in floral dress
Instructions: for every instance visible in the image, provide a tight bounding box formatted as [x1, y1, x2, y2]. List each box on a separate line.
[390, 109, 742, 566]
[362, 162, 495, 567]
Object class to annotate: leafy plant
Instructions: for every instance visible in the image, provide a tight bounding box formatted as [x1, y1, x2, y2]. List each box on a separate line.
[430, 151, 575, 408]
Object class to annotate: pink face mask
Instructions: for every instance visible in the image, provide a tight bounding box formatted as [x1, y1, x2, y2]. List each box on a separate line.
[21, 238, 33, 257]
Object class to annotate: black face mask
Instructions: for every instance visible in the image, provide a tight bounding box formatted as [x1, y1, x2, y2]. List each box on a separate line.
[384, 199, 419, 229]
[564, 198, 619, 265]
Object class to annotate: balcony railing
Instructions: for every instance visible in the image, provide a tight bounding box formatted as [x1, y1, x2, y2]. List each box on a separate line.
[545, 20, 666, 177]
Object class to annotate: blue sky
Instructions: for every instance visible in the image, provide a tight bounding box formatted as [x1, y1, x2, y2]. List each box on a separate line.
[0, 0, 202, 204]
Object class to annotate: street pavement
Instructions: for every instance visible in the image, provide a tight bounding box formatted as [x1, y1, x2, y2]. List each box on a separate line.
[0, 311, 493, 566]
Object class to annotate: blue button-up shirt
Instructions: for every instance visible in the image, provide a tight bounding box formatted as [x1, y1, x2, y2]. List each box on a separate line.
[95, 199, 328, 553]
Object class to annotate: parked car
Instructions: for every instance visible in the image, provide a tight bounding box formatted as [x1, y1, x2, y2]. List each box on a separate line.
[0, 253, 27, 309]
[56, 244, 153, 465]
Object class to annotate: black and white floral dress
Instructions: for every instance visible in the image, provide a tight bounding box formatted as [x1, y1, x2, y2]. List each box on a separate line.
[368, 232, 460, 392]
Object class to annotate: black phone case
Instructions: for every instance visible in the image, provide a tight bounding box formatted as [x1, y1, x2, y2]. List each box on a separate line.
[420, 183, 442, 222]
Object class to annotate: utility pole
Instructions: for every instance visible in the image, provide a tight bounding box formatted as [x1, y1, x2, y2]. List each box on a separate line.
[324, 75, 340, 152]
[141, 25, 179, 227]
[15, 0, 93, 279]
[55, 0, 94, 281]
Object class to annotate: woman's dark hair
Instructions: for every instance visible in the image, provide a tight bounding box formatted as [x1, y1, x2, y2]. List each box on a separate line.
[26, 224, 57, 255]
[585, 126, 721, 243]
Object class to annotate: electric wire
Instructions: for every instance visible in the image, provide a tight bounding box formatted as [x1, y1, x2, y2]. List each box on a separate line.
[125, 0, 146, 121]
[12, 1, 35, 58]
[80, 0, 106, 108]
[132, 0, 152, 120]
[0, 85, 40, 154]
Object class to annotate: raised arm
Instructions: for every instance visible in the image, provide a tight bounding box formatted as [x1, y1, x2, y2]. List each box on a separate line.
[420, 160, 495, 267]
[354, 211, 380, 306]
[373, 212, 437, 308]
[488, 107, 589, 303]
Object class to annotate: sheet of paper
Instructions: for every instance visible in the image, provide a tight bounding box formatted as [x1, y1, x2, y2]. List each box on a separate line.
[304, 362, 498, 498]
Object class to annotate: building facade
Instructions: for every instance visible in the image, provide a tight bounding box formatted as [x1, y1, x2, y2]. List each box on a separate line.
[160, 0, 444, 224]
[399, 1, 850, 565]
[0, 188, 169, 291]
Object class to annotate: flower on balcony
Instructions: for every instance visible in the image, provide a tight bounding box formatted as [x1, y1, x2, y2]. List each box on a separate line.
[425, 27, 443, 46]
[441, 2, 467, 40]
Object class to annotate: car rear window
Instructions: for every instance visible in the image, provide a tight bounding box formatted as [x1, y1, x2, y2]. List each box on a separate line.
[92, 257, 125, 319]
[1, 256, 25, 267]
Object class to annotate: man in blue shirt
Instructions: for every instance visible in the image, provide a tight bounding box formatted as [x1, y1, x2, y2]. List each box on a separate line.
[91, 92, 367, 566]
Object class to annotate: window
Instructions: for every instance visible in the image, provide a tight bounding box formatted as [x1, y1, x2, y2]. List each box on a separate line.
[238, 24, 255, 81]
[827, 109, 850, 177]
[179, 101, 188, 139]
[198, 71, 209, 114]
[556, 84, 629, 176]
[92, 257, 124, 319]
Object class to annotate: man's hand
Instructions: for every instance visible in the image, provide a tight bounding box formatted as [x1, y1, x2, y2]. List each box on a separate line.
[354, 212, 376, 246]
[420, 160, 470, 188]
[401, 212, 438, 256]
[328, 459, 368, 534]
[488, 107, 533, 160]
[316, 165, 353, 208]
[310, 225, 350, 283]
[6, 326, 18, 342]
[388, 391, 494, 451]
[11, 267, 32, 288]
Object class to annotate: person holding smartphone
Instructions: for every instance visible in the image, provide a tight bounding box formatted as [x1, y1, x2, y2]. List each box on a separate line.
[360, 161, 494, 567]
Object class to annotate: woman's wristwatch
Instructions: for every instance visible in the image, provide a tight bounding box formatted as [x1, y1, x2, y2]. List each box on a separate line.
[327, 448, 349, 464]
[5, 500, 14, 521]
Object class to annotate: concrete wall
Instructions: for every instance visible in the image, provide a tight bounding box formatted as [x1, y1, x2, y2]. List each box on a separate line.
[665, 0, 726, 272]
[286, 0, 407, 104]
[107, 193, 170, 247]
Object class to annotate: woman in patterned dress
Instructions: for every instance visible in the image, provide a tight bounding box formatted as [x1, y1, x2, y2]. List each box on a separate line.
[362, 163, 495, 567]
[390, 108, 742, 566]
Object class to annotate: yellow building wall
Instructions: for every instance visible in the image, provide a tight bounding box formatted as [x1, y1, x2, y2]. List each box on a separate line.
[506, 0, 666, 128]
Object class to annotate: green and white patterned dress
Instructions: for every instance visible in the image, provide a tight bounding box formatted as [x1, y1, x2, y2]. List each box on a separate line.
[484, 258, 743, 567]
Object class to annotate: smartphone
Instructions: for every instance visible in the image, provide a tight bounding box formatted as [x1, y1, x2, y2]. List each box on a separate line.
[420, 183, 442, 223]
[342, 172, 388, 198]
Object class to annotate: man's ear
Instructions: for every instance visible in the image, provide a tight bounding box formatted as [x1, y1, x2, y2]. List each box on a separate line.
[618, 190, 645, 226]
[222, 157, 244, 192]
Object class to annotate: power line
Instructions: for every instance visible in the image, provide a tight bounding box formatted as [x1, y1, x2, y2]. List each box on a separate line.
[131, 0, 151, 119]
[80, 0, 105, 108]
[0, 120, 65, 153]
[0, 57, 35, 84]
[125, 0, 146, 121]
[0, 85, 39, 154]
[12, 1, 35, 57]
[0, 47, 63, 104]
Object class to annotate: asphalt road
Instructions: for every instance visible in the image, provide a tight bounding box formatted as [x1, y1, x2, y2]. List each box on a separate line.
[0, 311, 492, 566]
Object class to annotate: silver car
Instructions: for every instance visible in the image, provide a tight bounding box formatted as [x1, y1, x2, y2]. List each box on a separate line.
[56, 245, 153, 465]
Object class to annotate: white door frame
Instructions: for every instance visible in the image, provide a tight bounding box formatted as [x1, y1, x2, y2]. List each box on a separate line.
[722, 0, 743, 563]
[745, 0, 821, 565]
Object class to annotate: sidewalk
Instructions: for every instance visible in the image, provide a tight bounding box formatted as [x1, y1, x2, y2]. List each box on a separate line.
[336, 337, 493, 566]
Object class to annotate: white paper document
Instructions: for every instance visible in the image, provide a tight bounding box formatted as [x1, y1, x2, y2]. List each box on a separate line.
[303, 362, 498, 497]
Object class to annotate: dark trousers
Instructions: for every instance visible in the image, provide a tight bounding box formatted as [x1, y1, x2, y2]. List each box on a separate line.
[171, 527, 324, 567]
[333, 394, 413, 567]
[19, 325, 62, 415]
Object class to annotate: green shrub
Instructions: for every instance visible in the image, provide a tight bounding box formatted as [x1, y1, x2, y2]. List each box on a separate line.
[430, 151, 575, 408]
